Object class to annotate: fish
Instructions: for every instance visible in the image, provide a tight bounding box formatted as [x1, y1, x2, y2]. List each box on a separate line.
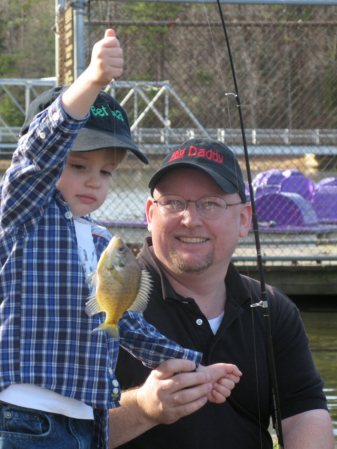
[85, 235, 152, 338]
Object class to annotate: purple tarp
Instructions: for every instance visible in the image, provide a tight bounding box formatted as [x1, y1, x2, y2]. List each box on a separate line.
[255, 192, 318, 227]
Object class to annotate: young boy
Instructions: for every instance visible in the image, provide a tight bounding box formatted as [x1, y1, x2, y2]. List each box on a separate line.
[0, 30, 241, 449]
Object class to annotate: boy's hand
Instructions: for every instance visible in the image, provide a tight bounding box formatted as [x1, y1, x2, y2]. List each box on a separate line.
[198, 363, 242, 404]
[61, 29, 124, 119]
[87, 28, 124, 88]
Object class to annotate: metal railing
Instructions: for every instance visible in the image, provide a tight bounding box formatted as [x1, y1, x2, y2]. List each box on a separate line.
[1, 78, 337, 267]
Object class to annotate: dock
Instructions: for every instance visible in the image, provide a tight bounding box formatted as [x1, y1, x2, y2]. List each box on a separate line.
[101, 219, 337, 297]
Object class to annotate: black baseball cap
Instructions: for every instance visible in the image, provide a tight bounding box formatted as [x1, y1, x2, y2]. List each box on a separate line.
[21, 86, 148, 164]
[149, 138, 246, 202]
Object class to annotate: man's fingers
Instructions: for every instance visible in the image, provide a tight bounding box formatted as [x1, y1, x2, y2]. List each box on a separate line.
[154, 359, 197, 380]
[214, 378, 235, 393]
[172, 395, 209, 419]
[227, 364, 242, 377]
[218, 373, 241, 384]
[222, 363, 242, 378]
[207, 363, 242, 380]
[208, 378, 237, 404]
[171, 381, 212, 406]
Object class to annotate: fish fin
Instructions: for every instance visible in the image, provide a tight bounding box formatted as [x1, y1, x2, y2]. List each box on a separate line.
[92, 322, 119, 338]
[128, 269, 153, 313]
[85, 294, 102, 317]
[86, 271, 97, 287]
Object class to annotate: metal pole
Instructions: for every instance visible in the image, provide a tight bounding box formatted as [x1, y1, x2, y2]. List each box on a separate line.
[72, 0, 86, 79]
[55, 0, 65, 85]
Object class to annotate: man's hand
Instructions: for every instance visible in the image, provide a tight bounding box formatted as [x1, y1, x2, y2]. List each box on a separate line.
[109, 359, 242, 448]
[198, 363, 242, 404]
[135, 359, 241, 425]
[136, 359, 212, 425]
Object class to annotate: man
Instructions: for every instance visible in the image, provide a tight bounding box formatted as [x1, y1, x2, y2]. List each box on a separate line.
[111, 138, 334, 449]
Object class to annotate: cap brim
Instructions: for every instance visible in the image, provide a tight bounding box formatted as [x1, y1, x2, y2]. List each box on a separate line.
[72, 128, 148, 164]
[149, 162, 240, 195]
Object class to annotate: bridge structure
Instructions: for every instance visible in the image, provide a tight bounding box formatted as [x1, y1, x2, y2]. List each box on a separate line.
[1, 78, 337, 158]
[1, 78, 337, 296]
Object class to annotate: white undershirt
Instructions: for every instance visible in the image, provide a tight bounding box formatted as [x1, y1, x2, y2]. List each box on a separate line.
[0, 384, 94, 419]
[0, 218, 97, 419]
[74, 217, 98, 278]
[208, 312, 225, 334]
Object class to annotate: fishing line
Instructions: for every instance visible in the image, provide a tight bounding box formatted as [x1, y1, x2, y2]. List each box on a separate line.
[214, 1, 284, 447]
[198, 9, 266, 444]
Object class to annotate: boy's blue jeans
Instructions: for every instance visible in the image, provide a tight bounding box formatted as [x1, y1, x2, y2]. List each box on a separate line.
[0, 402, 94, 449]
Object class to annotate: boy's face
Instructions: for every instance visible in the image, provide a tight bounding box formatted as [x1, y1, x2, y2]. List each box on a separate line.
[56, 148, 125, 217]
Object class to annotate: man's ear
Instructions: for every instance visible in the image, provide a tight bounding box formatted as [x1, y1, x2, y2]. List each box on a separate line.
[145, 197, 154, 233]
[239, 202, 252, 238]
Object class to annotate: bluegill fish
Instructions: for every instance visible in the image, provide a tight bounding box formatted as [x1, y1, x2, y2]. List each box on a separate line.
[85, 235, 152, 337]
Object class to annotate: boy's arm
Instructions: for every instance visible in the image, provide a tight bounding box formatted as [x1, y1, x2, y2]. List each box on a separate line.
[0, 97, 85, 229]
[0, 29, 122, 229]
[118, 311, 202, 368]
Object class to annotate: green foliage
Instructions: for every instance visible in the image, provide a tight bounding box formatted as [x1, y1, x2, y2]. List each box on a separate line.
[0, 0, 54, 78]
[0, 0, 54, 124]
[0, 54, 19, 77]
[0, 0, 336, 130]
[0, 95, 23, 127]
[123, 2, 184, 22]
[323, 64, 337, 117]
[122, 2, 184, 47]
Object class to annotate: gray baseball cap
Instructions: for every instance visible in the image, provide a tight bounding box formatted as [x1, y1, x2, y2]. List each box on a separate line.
[21, 86, 148, 164]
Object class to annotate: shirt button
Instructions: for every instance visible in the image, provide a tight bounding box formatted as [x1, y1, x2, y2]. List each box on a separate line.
[38, 131, 46, 139]
[196, 318, 203, 326]
[111, 388, 119, 399]
[4, 410, 12, 419]
[112, 379, 119, 387]
[52, 112, 60, 121]
[65, 211, 72, 219]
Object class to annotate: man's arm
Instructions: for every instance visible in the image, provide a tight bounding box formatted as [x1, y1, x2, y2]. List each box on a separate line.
[282, 409, 334, 449]
[109, 358, 241, 448]
[109, 359, 210, 448]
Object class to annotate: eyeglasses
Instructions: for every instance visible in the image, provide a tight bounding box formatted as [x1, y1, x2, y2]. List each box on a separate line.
[153, 195, 243, 220]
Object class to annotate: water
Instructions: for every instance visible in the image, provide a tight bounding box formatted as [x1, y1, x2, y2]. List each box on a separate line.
[93, 187, 148, 223]
[295, 298, 337, 442]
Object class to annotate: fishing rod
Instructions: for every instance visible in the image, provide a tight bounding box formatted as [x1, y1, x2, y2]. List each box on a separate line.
[215, 1, 284, 447]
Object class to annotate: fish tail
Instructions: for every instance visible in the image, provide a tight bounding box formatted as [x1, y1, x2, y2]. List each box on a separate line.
[92, 323, 119, 338]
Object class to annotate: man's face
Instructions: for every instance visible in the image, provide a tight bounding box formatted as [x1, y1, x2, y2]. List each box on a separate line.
[56, 148, 125, 217]
[146, 167, 251, 277]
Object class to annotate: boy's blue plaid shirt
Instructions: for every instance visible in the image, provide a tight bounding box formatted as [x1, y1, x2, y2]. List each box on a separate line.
[0, 97, 202, 448]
